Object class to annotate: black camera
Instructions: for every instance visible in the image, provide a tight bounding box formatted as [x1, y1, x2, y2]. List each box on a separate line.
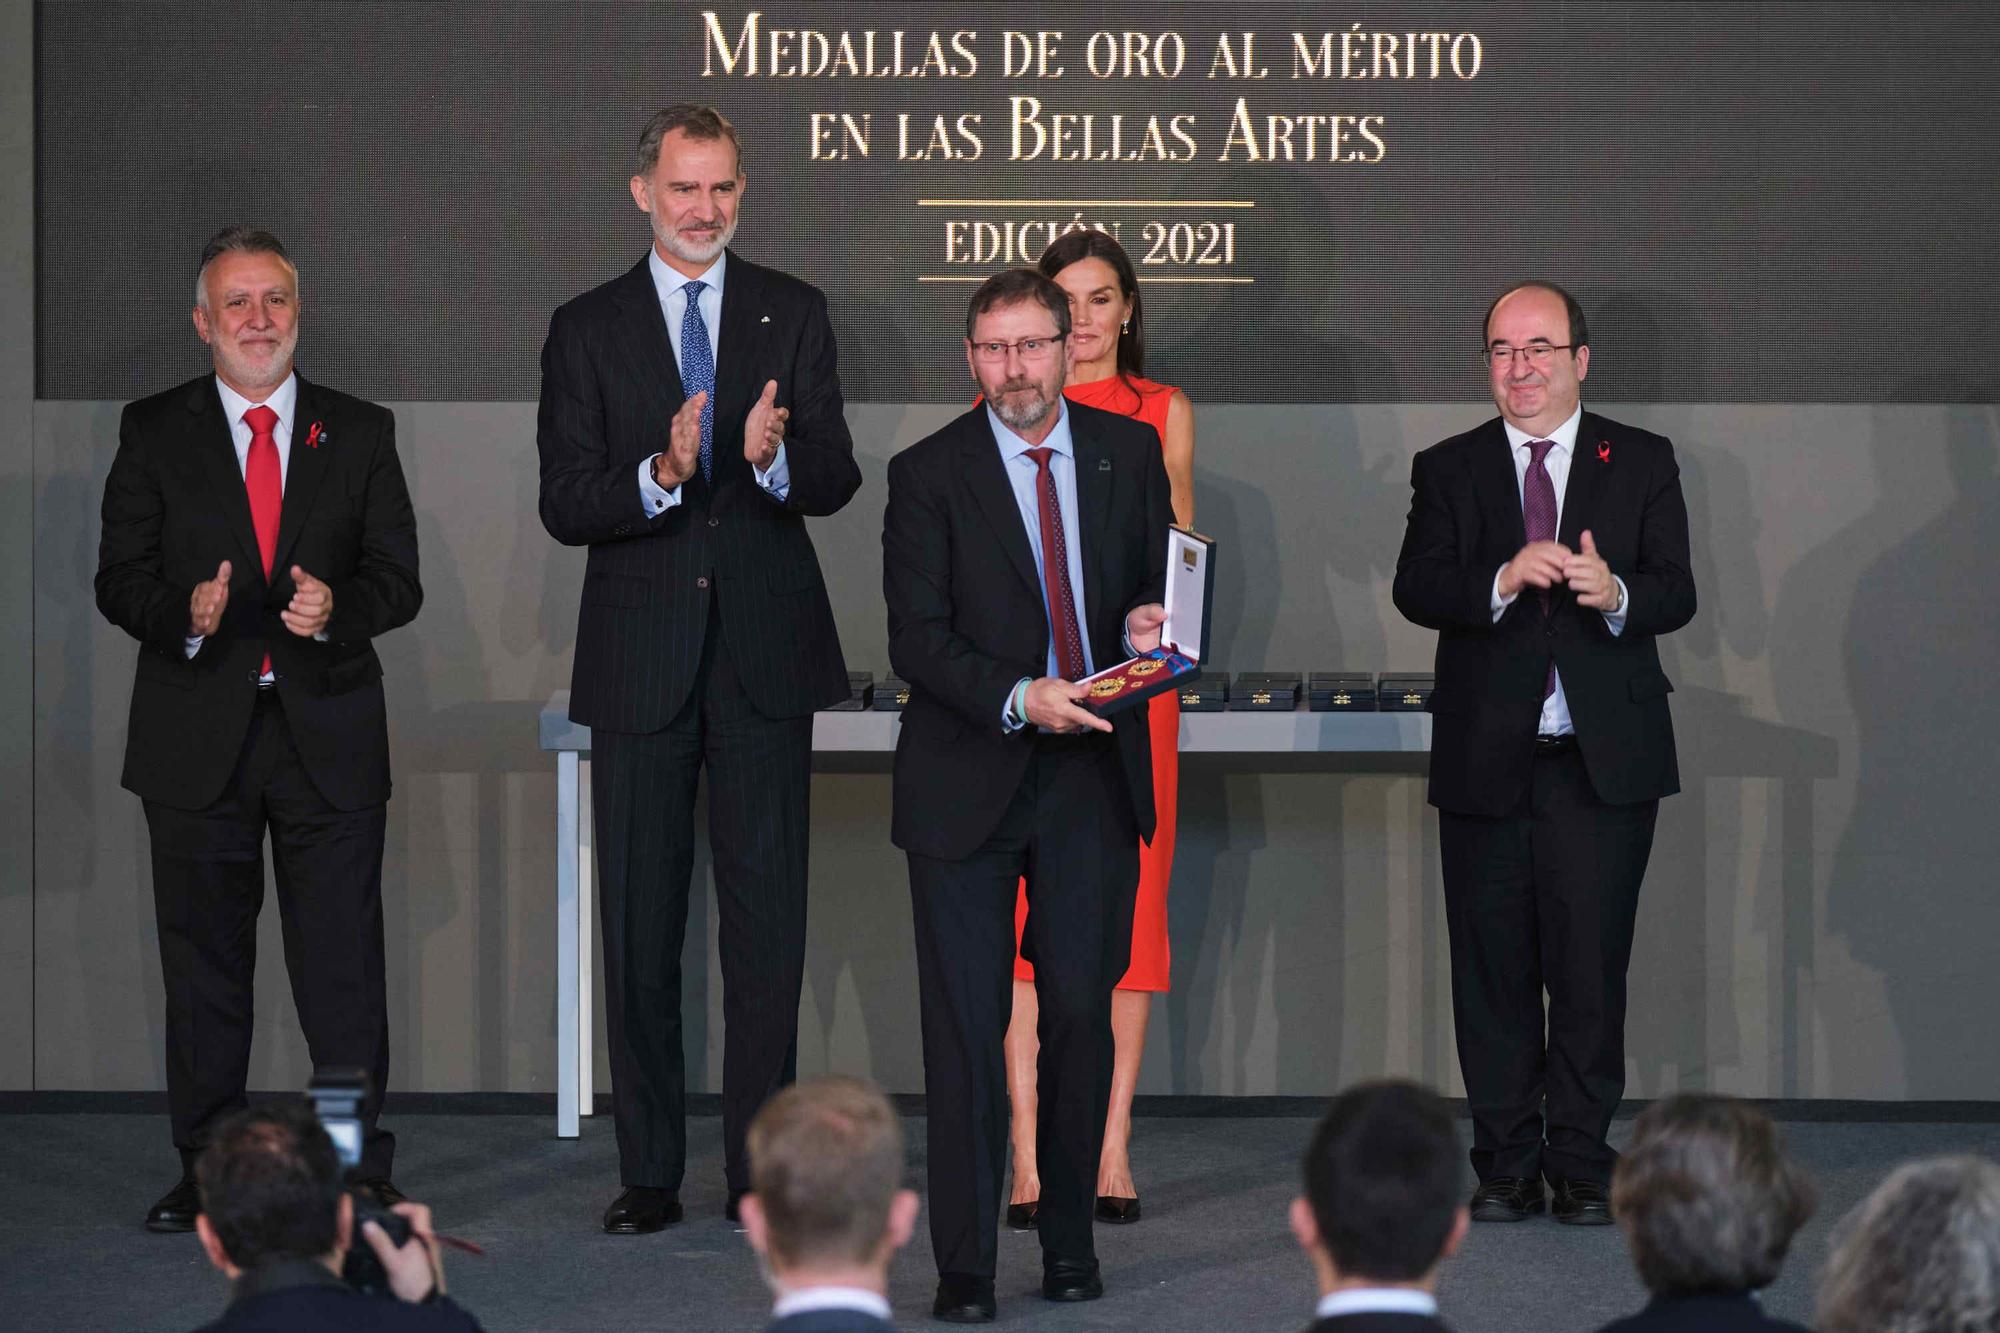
[307, 1069, 412, 1298]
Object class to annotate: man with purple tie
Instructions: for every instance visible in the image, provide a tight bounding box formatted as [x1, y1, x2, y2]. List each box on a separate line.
[1393, 282, 1695, 1227]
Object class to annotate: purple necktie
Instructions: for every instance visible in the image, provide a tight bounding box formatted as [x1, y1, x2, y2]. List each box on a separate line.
[1524, 439, 1557, 699]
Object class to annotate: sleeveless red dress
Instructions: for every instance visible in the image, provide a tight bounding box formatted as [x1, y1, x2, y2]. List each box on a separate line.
[1013, 373, 1179, 992]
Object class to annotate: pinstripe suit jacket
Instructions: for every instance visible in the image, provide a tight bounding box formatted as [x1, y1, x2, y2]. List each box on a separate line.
[538, 251, 860, 732]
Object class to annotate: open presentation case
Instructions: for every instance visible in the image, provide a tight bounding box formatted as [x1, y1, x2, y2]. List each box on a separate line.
[1077, 527, 1215, 717]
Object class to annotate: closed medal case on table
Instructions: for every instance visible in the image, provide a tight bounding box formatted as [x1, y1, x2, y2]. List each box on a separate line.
[1308, 672, 1377, 712]
[1376, 673, 1436, 711]
[874, 676, 911, 712]
[1229, 672, 1301, 712]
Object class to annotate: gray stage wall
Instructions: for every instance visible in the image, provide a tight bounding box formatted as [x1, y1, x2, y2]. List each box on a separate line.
[21, 396, 2000, 1100]
[10, 1, 2000, 1103]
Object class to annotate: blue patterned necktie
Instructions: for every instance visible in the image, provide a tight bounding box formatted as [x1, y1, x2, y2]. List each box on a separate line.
[679, 280, 716, 481]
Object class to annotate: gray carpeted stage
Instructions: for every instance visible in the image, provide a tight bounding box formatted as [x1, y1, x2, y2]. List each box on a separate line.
[5, 1100, 1997, 1332]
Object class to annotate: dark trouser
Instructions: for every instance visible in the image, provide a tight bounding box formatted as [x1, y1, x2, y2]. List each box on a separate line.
[144, 689, 393, 1180]
[907, 733, 1139, 1280]
[1438, 740, 1657, 1186]
[591, 608, 812, 1191]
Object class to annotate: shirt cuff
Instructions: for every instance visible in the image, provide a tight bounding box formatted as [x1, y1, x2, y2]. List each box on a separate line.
[1602, 577, 1631, 635]
[1490, 566, 1518, 622]
[638, 456, 682, 515]
[1002, 678, 1031, 733]
[754, 442, 791, 501]
[185, 634, 203, 659]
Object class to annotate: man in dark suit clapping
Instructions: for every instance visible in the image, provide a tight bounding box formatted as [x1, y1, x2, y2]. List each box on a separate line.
[1289, 1081, 1468, 1333]
[882, 269, 1172, 1321]
[741, 1077, 917, 1333]
[98, 227, 422, 1233]
[537, 105, 860, 1235]
[1393, 282, 1696, 1226]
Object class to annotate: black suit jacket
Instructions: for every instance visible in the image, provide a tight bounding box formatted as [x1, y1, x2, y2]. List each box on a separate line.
[537, 250, 859, 732]
[191, 1267, 483, 1333]
[1596, 1291, 1809, 1333]
[96, 374, 421, 812]
[1392, 412, 1695, 815]
[883, 401, 1172, 861]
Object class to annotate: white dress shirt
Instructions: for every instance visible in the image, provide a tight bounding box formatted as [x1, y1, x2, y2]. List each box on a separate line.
[186, 374, 302, 673]
[636, 248, 791, 513]
[1315, 1287, 1440, 1319]
[770, 1285, 893, 1322]
[1488, 404, 1630, 737]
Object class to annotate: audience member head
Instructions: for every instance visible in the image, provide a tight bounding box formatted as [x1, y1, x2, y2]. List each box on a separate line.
[1816, 1155, 2000, 1333]
[1291, 1080, 1468, 1294]
[1611, 1094, 1816, 1298]
[742, 1075, 918, 1296]
[194, 1100, 352, 1278]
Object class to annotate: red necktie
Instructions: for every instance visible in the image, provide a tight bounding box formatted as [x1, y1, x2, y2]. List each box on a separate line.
[1523, 439, 1557, 699]
[243, 405, 282, 675]
[1025, 447, 1087, 682]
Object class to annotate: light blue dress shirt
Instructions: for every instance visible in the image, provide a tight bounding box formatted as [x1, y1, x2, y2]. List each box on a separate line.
[636, 249, 790, 512]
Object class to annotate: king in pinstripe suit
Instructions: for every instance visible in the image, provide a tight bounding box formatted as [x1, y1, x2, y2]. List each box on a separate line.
[537, 105, 860, 1234]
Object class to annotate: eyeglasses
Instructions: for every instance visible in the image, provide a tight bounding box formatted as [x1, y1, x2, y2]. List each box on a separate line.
[1484, 343, 1575, 368]
[970, 334, 1066, 364]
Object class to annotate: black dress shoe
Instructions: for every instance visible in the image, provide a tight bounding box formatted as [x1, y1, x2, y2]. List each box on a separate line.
[1094, 1194, 1141, 1224]
[932, 1274, 996, 1323]
[1042, 1257, 1104, 1302]
[1006, 1199, 1040, 1230]
[725, 1188, 749, 1229]
[145, 1178, 200, 1233]
[1469, 1176, 1545, 1222]
[351, 1177, 407, 1210]
[1551, 1178, 1614, 1225]
[602, 1186, 683, 1234]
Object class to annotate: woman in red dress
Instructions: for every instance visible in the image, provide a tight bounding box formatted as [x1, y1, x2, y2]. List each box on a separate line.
[1005, 229, 1195, 1227]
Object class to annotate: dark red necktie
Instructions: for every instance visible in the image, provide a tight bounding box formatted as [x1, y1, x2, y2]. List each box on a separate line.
[1523, 438, 1557, 699]
[244, 404, 282, 675]
[1026, 447, 1087, 681]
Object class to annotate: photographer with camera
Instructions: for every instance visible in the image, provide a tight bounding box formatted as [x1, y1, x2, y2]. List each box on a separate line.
[189, 1101, 482, 1332]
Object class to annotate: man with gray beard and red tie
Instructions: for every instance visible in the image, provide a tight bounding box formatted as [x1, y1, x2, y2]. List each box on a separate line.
[1393, 282, 1695, 1229]
[97, 226, 421, 1233]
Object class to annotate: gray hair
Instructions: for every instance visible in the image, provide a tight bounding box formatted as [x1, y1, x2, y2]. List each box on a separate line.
[635, 104, 743, 178]
[194, 225, 296, 310]
[1612, 1094, 1815, 1296]
[1817, 1155, 2000, 1333]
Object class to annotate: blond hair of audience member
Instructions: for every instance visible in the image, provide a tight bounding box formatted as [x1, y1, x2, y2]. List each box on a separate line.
[1817, 1155, 2000, 1333]
[1612, 1094, 1816, 1295]
[742, 1076, 918, 1303]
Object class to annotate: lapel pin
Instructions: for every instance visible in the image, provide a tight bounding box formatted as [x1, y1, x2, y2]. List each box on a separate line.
[760, 315, 771, 324]
[1596, 440, 1610, 462]
[1099, 458, 1112, 471]
[306, 421, 326, 449]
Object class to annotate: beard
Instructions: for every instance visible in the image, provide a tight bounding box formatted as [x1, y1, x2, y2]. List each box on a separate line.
[657, 210, 737, 267]
[213, 324, 298, 395]
[989, 378, 1058, 433]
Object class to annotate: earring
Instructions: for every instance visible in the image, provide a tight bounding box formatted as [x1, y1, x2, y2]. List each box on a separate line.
[1120, 320, 1129, 333]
